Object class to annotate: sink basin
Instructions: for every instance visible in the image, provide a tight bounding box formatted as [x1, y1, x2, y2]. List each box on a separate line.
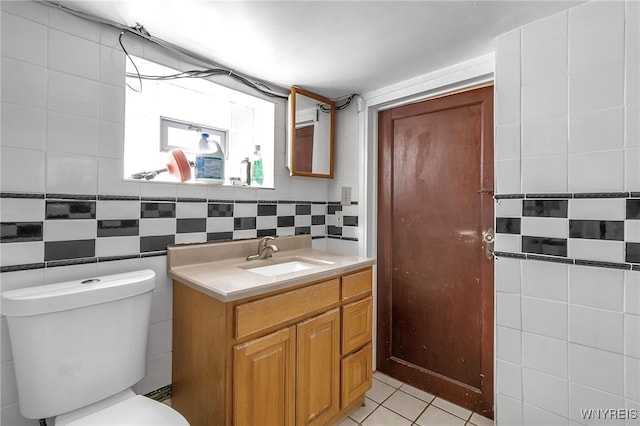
[244, 261, 316, 277]
[240, 256, 333, 277]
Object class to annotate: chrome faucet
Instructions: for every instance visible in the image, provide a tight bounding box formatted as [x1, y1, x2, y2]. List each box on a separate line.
[246, 236, 279, 261]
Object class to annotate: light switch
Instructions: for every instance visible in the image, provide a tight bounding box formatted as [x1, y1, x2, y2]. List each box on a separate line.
[341, 186, 352, 206]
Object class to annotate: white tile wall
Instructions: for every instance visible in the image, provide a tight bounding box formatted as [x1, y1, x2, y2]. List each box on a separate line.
[569, 382, 625, 425]
[0, 12, 47, 66]
[626, 271, 640, 315]
[522, 115, 567, 157]
[569, 343, 624, 395]
[569, 266, 624, 311]
[48, 70, 99, 118]
[569, 304, 624, 353]
[47, 111, 99, 156]
[495, 257, 521, 294]
[495, 3, 640, 421]
[569, 107, 624, 154]
[521, 155, 568, 193]
[522, 332, 568, 378]
[568, 149, 625, 193]
[497, 360, 522, 400]
[522, 261, 568, 302]
[496, 292, 521, 329]
[522, 367, 569, 417]
[522, 296, 568, 340]
[1, 102, 47, 150]
[497, 325, 521, 364]
[569, 63, 624, 115]
[523, 403, 569, 426]
[1, 57, 47, 108]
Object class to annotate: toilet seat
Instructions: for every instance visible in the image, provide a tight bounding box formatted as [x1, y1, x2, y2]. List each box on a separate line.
[55, 390, 189, 426]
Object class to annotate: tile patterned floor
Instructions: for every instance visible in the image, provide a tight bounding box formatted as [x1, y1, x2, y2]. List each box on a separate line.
[338, 371, 494, 426]
[162, 371, 494, 426]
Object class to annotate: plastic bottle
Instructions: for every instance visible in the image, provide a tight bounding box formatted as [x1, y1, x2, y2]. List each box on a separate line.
[194, 133, 225, 184]
[250, 145, 263, 186]
[240, 157, 251, 186]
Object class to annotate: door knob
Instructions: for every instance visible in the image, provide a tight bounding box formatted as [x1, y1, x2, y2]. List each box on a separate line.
[482, 228, 495, 260]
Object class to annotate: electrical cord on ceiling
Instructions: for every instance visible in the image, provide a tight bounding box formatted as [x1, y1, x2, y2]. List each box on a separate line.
[318, 93, 360, 113]
[38, 1, 290, 100]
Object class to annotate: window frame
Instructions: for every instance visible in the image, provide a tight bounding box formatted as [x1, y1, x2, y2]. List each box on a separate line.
[159, 116, 229, 159]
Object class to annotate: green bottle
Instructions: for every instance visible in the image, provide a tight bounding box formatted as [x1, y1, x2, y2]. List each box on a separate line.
[251, 145, 263, 186]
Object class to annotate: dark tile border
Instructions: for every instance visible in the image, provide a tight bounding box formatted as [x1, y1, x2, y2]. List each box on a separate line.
[526, 254, 574, 264]
[141, 196, 177, 202]
[46, 193, 97, 200]
[573, 192, 629, 199]
[574, 259, 631, 270]
[176, 197, 207, 203]
[494, 194, 525, 200]
[494, 251, 526, 260]
[0, 262, 45, 273]
[0, 192, 45, 199]
[98, 195, 140, 201]
[494, 251, 638, 271]
[526, 193, 572, 199]
[495, 192, 634, 200]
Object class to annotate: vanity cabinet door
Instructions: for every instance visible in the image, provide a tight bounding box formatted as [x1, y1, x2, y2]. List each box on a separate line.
[296, 308, 340, 426]
[233, 326, 296, 426]
[341, 343, 373, 408]
[342, 296, 373, 355]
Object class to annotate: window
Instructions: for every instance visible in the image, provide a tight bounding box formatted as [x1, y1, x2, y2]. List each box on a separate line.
[160, 116, 228, 158]
[124, 56, 275, 188]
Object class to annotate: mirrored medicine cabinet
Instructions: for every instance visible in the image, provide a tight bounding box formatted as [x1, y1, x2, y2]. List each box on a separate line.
[287, 86, 335, 179]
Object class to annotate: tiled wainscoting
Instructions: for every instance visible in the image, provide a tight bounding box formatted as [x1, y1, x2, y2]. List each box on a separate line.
[0, 192, 360, 273]
[495, 193, 640, 271]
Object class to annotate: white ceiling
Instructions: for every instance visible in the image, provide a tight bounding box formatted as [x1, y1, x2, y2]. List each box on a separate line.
[58, 1, 583, 99]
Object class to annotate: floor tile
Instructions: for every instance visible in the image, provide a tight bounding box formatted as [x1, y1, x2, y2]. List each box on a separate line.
[336, 416, 359, 426]
[415, 405, 467, 426]
[365, 378, 396, 403]
[469, 412, 495, 426]
[398, 383, 436, 403]
[348, 397, 379, 423]
[381, 389, 428, 422]
[373, 371, 404, 388]
[362, 405, 413, 426]
[431, 397, 472, 421]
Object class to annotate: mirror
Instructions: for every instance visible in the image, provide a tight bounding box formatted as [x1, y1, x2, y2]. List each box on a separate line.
[288, 86, 335, 178]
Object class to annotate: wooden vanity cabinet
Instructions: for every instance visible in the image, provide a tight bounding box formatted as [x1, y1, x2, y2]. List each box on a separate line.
[172, 267, 373, 426]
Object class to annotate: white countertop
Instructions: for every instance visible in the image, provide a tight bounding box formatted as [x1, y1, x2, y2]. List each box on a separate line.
[167, 241, 375, 302]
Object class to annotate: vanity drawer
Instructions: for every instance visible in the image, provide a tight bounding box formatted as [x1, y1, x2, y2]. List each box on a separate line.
[341, 268, 372, 300]
[341, 343, 372, 408]
[236, 278, 340, 339]
[342, 296, 373, 355]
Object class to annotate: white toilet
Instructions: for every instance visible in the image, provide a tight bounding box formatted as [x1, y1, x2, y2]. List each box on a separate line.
[2, 269, 189, 425]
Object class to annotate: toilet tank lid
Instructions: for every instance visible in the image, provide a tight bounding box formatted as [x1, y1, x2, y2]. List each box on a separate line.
[1, 270, 155, 317]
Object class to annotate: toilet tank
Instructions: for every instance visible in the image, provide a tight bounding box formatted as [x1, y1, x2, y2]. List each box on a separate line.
[1, 270, 156, 420]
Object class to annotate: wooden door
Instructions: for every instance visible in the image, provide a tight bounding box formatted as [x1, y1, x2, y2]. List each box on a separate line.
[233, 327, 296, 426]
[296, 308, 340, 425]
[377, 85, 494, 417]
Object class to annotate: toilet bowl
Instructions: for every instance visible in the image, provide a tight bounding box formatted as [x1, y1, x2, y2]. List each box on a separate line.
[55, 389, 186, 426]
[1, 270, 189, 425]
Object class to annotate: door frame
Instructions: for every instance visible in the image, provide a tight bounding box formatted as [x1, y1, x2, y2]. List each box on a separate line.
[358, 53, 495, 390]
